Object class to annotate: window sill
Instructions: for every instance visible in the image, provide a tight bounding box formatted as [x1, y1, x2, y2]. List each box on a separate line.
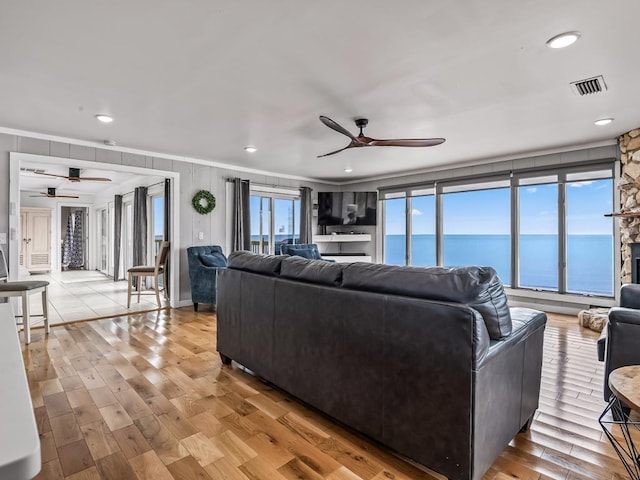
[504, 286, 616, 314]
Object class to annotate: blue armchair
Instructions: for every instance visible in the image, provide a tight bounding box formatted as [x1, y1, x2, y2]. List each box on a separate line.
[187, 245, 227, 311]
[280, 243, 334, 262]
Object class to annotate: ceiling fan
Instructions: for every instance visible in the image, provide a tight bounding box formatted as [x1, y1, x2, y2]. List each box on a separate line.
[35, 167, 112, 182]
[318, 116, 445, 158]
[30, 188, 79, 199]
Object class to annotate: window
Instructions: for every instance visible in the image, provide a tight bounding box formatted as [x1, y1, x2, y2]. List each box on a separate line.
[442, 184, 511, 284]
[410, 194, 436, 266]
[566, 177, 614, 296]
[150, 195, 164, 259]
[250, 190, 300, 254]
[383, 194, 406, 265]
[518, 181, 558, 290]
[380, 164, 615, 298]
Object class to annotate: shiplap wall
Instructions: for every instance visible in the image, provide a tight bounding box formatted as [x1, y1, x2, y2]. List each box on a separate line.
[0, 133, 330, 304]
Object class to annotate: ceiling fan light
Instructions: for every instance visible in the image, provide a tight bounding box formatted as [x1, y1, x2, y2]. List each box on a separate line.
[594, 117, 614, 126]
[244, 146, 257, 153]
[95, 114, 114, 123]
[546, 31, 581, 49]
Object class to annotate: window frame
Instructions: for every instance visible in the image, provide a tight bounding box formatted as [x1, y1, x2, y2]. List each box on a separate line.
[380, 163, 616, 299]
[250, 187, 301, 255]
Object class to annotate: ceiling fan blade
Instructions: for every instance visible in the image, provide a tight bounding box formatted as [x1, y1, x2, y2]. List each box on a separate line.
[317, 144, 355, 158]
[55, 194, 80, 198]
[35, 172, 67, 179]
[73, 177, 112, 182]
[319, 116, 357, 141]
[368, 138, 446, 147]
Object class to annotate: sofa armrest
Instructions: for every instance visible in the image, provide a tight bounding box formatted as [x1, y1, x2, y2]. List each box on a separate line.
[620, 284, 640, 309]
[609, 306, 640, 326]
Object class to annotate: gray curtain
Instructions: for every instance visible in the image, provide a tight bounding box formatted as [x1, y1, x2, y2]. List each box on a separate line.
[69, 211, 84, 269]
[163, 178, 171, 297]
[232, 178, 251, 251]
[299, 186, 313, 244]
[133, 186, 148, 267]
[113, 195, 123, 281]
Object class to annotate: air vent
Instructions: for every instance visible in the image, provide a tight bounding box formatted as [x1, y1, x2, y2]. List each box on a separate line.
[570, 75, 607, 96]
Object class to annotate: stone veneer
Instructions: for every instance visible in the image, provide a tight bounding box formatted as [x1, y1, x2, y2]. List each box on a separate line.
[619, 127, 640, 284]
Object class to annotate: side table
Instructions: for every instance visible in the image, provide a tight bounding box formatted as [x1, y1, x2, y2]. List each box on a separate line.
[599, 365, 640, 480]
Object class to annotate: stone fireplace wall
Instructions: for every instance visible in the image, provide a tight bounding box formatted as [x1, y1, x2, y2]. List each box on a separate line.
[619, 127, 640, 284]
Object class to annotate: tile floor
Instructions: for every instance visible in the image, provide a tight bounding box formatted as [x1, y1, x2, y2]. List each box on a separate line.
[9, 270, 168, 327]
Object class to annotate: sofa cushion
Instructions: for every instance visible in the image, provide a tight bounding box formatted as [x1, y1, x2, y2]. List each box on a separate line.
[199, 253, 227, 267]
[280, 256, 344, 286]
[342, 263, 512, 340]
[281, 244, 321, 260]
[227, 251, 283, 276]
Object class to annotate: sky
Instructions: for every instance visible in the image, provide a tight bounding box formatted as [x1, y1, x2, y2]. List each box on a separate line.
[385, 179, 613, 235]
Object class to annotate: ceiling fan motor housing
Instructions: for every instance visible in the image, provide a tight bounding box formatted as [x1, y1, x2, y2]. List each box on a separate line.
[47, 187, 56, 196]
[69, 167, 81, 180]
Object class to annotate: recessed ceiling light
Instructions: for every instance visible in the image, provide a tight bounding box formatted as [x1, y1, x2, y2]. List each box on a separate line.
[594, 117, 614, 126]
[546, 31, 581, 49]
[95, 114, 114, 123]
[344, 167, 353, 173]
[244, 146, 257, 153]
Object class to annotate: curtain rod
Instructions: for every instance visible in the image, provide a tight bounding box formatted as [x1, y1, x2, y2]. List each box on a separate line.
[117, 180, 166, 198]
[225, 178, 303, 191]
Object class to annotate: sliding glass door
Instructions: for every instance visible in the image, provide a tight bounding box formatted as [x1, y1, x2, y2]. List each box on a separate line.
[250, 193, 300, 254]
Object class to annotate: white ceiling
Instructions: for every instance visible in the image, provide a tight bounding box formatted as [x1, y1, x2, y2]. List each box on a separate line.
[1, 1, 638, 183]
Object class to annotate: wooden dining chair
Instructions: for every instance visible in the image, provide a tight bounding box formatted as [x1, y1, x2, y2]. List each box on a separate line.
[0, 248, 50, 344]
[127, 241, 170, 309]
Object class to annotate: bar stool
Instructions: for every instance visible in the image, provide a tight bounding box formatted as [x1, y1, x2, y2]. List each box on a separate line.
[0, 248, 50, 344]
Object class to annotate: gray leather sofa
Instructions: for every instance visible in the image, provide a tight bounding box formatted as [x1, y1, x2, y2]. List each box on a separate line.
[217, 252, 547, 480]
[597, 283, 640, 402]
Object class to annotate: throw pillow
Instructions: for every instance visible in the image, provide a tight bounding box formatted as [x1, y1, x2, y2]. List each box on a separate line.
[199, 253, 227, 267]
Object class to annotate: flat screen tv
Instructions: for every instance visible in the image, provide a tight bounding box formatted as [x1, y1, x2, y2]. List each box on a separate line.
[317, 191, 377, 226]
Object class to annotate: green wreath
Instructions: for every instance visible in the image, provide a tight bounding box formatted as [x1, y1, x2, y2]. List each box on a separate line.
[192, 190, 216, 214]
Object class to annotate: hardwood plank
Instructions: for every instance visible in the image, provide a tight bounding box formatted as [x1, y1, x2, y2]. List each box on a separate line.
[112, 424, 153, 459]
[80, 419, 121, 460]
[43, 391, 73, 418]
[166, 455, 215, 480]
[34, 459, 64, 480]
[128, 450, 174, 480]
[95, 451, 138, 480]
[134, 414, 190, 465]
[56, 439, 95, 477]
[99, 403, 135, 431]
[180, 432, 225, 466]
[65, 466, 102, 480]
[50, 412, 83, 447]
[204, 457, 251, 480]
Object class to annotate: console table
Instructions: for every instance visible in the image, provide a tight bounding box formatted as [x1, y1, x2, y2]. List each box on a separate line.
[0, 304, 41, 479]
[599, 365, 640, 480]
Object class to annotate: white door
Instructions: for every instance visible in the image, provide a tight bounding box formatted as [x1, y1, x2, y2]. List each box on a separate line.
[20, 208, 52, 272]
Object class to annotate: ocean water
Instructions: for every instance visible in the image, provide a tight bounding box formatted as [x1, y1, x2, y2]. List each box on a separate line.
[385, 234, 614, 296]
[252, 234, 614, 296]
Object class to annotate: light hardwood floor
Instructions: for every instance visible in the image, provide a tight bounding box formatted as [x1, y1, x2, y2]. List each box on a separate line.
[22, 309, 631, 480]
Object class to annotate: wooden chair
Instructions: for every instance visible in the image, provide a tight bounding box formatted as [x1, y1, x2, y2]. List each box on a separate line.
[127, 241, 170, 309]
[0, 248, 49, 344]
